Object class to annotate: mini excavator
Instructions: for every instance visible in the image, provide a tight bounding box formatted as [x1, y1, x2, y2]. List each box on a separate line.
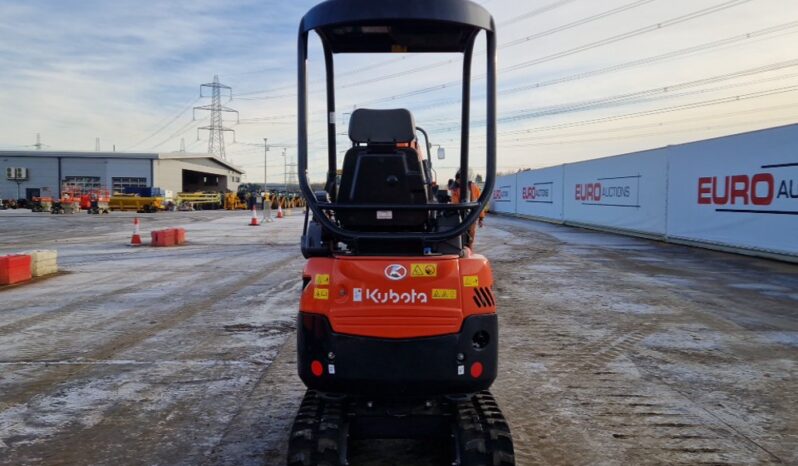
[289, 1, 514, 464]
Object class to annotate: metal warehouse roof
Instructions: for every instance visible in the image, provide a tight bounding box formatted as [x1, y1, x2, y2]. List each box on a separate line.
[0, 150, 157, 160]
[157, 152, 245, 174]
[0, 150, 245, 174]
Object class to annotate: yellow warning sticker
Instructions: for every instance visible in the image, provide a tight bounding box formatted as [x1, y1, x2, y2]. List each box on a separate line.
[432, 289, 457, 300]
[411, 263, 437, 278]
[315, 274, 330, 285]
[313, 288, 329, 300]
[463, 276, 479, 288]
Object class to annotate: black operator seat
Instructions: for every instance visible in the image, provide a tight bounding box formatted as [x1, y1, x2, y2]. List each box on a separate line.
[337, 108, 431, 231]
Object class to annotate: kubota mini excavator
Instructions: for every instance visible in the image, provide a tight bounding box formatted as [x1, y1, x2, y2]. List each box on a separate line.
[289, 1, 514, 464]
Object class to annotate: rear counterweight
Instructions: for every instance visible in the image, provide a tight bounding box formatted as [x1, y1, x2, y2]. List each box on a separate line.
[297, 312, 498, 396]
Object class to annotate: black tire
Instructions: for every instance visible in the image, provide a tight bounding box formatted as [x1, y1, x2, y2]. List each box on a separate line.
[287, 390, 349, 466]
[453, 391, 515, 466]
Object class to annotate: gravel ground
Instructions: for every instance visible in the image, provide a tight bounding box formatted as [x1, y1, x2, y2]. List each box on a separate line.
[0, 210, 796, 465]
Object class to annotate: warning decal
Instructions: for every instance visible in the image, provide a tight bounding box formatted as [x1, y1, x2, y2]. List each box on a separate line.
[315, 274, 330, 285]
[411, 263, 438, 278]
[431, 289, 457, 300]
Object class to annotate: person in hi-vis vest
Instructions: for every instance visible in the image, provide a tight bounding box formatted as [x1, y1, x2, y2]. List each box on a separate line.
[450, 170, 485, 248]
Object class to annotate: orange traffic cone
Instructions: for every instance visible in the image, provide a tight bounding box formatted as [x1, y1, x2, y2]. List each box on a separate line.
[276, 205, 284, 219]
[249, 206, 260, 226]
[130, 217, 142, 246]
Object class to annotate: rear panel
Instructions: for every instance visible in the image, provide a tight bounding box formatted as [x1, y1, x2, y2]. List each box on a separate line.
[300, 253, 495, 339]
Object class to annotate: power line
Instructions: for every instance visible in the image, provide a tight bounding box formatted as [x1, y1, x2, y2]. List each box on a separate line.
[504, 0, 753, 73]
[499, 113, 798, 149]
[494, 21, 798, 99]
[232, 0, 589, 100]
[149, 116, 207, 151]
[328, 0, 629, 92]
[358, 19, 798, 110]
[503, 85, 798, 136]
[251, 0, 749, 105]
[499, 0, 579, 27]
[125, 97, 200, 151]
[353, 0, 760, 107]
[422, 59, 798, 133]
[236, 0, 761, 124]
[432, 85, 798, 149]
[499, 101, 798, 144]
[501, 0, 657, 49]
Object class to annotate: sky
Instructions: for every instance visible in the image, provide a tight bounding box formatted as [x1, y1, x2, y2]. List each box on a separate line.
[1, 0, 797, 183]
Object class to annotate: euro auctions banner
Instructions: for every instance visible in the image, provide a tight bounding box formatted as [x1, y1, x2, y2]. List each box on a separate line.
[667, 124, 798, 256]
[515, 166, 564, 222]
[563, 149, 669, 235]
[490, 174, 517, 214]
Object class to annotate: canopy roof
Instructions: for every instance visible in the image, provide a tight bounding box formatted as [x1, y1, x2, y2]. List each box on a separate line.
[300, 0, 494, 53]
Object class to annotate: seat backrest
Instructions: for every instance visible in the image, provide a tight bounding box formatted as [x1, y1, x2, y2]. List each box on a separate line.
[338, 146, 427, 204]
[337, 108, 429, 230]
[348, 108, 416, 144]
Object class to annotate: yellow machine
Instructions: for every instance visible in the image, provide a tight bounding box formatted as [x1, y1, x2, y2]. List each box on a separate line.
[109, 195, 164, 213]
[175, 192, 222, 210]
[224, 192, 247, 210]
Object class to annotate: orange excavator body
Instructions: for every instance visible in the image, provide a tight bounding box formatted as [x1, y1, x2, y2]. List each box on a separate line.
[300, 252, 495, 339]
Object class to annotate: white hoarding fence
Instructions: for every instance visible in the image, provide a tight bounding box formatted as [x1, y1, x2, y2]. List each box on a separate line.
[563, 149, 669, 236]
[490, 174, 517, 214]
[667, 124, 798, 256]
[490, 123, 798, 260]
[515, 166, 564, 222]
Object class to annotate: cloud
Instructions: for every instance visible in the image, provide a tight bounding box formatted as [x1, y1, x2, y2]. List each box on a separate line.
[1, 0, 797, 182]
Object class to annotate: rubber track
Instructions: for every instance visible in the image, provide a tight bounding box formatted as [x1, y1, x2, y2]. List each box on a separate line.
[455, 391, 516, 466]
[287, 390, 348, 466]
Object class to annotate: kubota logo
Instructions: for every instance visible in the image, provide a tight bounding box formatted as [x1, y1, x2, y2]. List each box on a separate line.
[384, 264, 407, 281]
[353, 288, 429, 304]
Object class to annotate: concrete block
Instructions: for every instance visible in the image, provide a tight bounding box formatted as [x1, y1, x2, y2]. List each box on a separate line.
[0, 255, 32, 284]
[21, 250, 58, 277]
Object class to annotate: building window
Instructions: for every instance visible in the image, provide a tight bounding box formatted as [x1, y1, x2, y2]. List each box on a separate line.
[112, 177, 148, 192]
[63, 176, 101, 192]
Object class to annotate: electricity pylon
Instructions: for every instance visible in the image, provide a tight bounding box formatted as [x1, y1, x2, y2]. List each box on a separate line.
[194, 75, 239, 160]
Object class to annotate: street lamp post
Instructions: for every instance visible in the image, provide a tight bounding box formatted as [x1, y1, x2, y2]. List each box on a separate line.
[263, 138, 269, 191]
[282, 148, 288, 193]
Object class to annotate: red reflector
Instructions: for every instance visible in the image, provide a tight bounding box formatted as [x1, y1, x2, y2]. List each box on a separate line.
[470, 362, 483, 378]
[311, 360, 323, 377]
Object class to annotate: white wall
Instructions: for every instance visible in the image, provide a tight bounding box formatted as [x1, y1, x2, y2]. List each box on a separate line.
[154, 158, 242, 194]
[667, 125, 798, 256]
[107, 159, 152, 185]
[563, 149, 669, 236]
[491, 123, 798, 260]
[0, 156, 59, 199]
[515, 165, 564, 222]
[490, 174, 517, 214]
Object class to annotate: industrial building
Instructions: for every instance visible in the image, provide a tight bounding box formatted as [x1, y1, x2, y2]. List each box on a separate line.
[0, 150, 244, 200]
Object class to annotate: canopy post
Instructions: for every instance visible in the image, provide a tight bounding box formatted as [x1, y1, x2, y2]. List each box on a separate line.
[323, 42, 338, 201]
[459, 32, 477, 203]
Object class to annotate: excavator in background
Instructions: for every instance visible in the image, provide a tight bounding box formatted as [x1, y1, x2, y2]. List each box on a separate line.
[288, 1, 514, 464]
